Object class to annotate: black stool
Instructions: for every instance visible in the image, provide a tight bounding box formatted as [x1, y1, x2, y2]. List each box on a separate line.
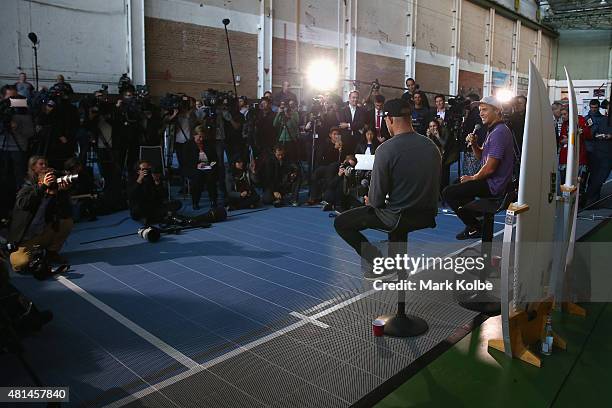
[456, 188, 516, 315]
[375, 209, 437, 337]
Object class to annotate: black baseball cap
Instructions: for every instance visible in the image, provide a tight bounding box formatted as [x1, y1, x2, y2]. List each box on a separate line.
[383, 98, 412, 117]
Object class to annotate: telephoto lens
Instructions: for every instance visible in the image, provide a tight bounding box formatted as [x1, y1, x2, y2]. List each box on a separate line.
[56, 174, 79, 184]
[138, 226, 161, 243]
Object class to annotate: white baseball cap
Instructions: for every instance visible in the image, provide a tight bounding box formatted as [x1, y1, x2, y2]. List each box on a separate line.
[478, 95, 503, 112]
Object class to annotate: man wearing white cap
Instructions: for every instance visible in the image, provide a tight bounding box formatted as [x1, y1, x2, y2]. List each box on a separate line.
[442, 96, 515, 240]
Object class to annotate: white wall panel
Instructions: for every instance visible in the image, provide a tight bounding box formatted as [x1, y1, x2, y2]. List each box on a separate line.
[0, 0, 132, 92]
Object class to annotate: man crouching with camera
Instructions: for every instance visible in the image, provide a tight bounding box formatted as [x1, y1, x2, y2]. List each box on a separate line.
[8, 156, 74, 273]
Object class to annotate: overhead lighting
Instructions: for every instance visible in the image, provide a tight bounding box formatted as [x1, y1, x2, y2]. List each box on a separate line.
[306, 59, 338, 92]
[496, 88, 515, 104]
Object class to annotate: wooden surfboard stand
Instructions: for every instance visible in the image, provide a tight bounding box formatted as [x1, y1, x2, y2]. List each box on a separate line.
[489, 202, 567, 368]
[489, 298, 567, 367]
[558, 184, 587, 318]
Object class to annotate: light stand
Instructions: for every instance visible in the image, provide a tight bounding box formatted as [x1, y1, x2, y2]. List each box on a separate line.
[28, 32, 39, 90]
[222, 19, 239, 99]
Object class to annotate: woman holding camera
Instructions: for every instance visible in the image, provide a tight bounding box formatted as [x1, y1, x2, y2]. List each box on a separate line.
[183, 125, 219, 210]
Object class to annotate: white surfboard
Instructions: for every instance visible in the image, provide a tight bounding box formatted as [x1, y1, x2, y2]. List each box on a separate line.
[551, 68, 581, 304]
[512, 61, 558, 308]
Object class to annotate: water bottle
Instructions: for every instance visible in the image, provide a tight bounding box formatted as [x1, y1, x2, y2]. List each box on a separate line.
[541, 314, 553, 355]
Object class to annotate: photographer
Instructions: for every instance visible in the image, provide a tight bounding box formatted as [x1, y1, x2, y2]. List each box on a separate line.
[164, 95, 198, 177]
[226, 158, 260, 210]
[254, 97, 276, 157]
[127, 160, 168, 224]
[183, 126, 219, 210]
[273, 100, 299, 161]
[263, 145, 300, 207]
[8, 156, 74, 271]
[307, 127, 346, 205]
[321, 154, 365, 212]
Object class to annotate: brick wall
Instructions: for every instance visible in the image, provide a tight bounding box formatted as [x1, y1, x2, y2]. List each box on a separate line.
[272, 38, 340, 102]
[356, 52, 405, 100]
[415, 62, 451, 97]
[458, 70, 484, 98]
[145, 17, 258, 98]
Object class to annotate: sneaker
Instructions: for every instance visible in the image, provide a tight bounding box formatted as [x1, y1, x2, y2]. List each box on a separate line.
[291, 200, 299, 207]
[321, 202, 333, 211]
[456, 226, 482, 240]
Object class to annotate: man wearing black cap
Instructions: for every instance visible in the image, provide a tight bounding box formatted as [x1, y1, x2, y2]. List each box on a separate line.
[334, 98, 441, 279]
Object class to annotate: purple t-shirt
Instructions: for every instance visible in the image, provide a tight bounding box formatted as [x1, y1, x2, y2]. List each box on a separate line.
[481, 122, 514, 196]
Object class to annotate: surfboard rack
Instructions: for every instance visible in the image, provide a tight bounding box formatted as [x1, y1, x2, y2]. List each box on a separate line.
[488, 298, 566, 367]
[560, 184, 577, 193]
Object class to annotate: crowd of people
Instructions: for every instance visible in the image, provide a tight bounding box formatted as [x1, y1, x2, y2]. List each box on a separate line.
[0, 72, 611, 272]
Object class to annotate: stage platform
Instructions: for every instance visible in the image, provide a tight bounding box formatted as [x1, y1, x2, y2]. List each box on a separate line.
[1, 182, 610, 407]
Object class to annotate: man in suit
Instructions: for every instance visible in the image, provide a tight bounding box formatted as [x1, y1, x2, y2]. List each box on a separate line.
[338, 90, 367, 154]
[367, 94, 390, 143]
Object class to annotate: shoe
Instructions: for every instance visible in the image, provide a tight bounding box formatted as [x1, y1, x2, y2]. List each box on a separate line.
[273, 200, 282, 208]
[456, 226, 482, 240]
[291, 201, 299, 207]
[46, 251, 68, 264]
[322, 202, 333, 211]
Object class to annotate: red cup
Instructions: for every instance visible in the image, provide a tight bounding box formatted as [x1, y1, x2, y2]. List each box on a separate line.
[372, 319, 385, 337]
[491, 255, 502, 268]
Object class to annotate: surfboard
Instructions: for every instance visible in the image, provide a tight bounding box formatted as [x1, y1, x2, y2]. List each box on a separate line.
[551, 68, 581, 304]
[512, 61, 558, 308]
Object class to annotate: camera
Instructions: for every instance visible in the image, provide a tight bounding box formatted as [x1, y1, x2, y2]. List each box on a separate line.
[138, 226, 161, 243]
[56, 174, 79, 184]
[159, 93, 182, 111]
[339, 162, 355, 176]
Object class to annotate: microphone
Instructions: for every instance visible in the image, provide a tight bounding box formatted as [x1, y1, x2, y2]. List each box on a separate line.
[361, 179, 370, 189]
[467, 124, 481, 147]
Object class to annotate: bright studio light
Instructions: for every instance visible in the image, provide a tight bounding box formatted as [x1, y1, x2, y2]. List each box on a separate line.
[496, 88, 515, 103]
[307, 59, 338, 91]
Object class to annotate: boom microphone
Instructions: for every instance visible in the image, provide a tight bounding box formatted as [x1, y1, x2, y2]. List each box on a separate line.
[467, 124, 481, 147]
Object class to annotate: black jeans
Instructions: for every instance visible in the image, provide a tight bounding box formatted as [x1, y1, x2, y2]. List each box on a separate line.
[190, 170, 218, 206]
[442, 179, 492, 228]
[333, 206, 391, 262]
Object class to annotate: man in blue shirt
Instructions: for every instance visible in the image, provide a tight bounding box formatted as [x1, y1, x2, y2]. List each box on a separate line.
[442, 96, 515, 240]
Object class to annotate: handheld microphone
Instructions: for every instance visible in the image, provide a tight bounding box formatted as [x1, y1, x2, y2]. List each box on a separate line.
[467, 124, 481, 147]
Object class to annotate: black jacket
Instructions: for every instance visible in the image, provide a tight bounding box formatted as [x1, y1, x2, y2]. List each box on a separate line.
[8, 180, 72, 245]
[316, 138, 345, 166]
[266, 158, 300, 191]
[338, 105, 367, 141]
[366, 108, 390, 141]
[181, 139, 219, 178]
